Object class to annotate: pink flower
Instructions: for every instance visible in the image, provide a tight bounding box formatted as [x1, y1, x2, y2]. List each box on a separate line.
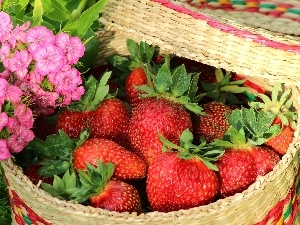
[14, 103, 33, 129]
[6, 117, 20, 133]
[55, 33, 85, 64]
[0, 12, 13, 43]
[32, 44, 64, 75]
[8, 49, 32, 79]
[0, 140, 11, 160]
[7, 126, 35, 153]
[0, 70, 11, 79]
[0, 78, 8, 104]
[0, 42, 11, 68]
[71, 86, 85, 101]
[7, 21, 31, 49]
[34, 86, 59, 108]
[25, 26, 55, 53]
[5, 84, 23, 104]
[48, 68, 82, 94]
[0, 112, 8, 130]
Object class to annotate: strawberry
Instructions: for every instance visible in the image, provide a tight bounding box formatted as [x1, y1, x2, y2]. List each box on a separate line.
[146, 129, 223, 212]
[56, 110, 89, 139]
[193, 101, 232, 143]
[56, 72, 130, 146]
[127, 59, 205, 165]
[213, 107, 281, 198]
[249, 83, 297, 155]
[73, 138, 147, 181]
[89, 179, 142, 213]
[125, 67, 148, 107]
[89, 98, 130, 147]
[129, 98, 193, 165]
[42, 162, 142, 213]
[108, 39, 155, 108]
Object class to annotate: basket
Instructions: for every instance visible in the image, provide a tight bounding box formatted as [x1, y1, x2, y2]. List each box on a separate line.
[2, 28, 300, 225]
[97, 0, 300, 88]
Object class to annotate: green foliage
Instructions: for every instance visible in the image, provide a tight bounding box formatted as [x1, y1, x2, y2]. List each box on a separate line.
[213, 107, 282, 148]
[68, 71, 112, 112]
[158, 129, 224, 171]
[201, 68, 250, 104]
[249, 83, 297, 129]
[24, 129, 89, 178]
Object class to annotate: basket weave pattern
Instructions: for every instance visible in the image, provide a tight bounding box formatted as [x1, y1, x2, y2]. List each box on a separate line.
[98, 0, 300, 87]
[2, 1, 300, 223]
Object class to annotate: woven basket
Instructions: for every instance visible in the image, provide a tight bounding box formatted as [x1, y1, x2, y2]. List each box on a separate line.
[1, 28, 300, 225]
[97, 0, 300, 88]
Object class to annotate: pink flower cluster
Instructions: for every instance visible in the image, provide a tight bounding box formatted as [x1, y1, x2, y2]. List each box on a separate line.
[0, 11, 86, 160]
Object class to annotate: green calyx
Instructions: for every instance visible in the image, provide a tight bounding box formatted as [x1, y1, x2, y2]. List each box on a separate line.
[158, 129, 224, 171]
[212, 107, 281, 149]
[249, 83, 297, 128]
[67, 71, 112, 112]
[107, 38, 155, 73]
[41, 160, 115, 204]
[201, 68, 251, 104]
[69, 161, 115, 203]
[137, 61, 205, 115]
[24, 129, 90, 178]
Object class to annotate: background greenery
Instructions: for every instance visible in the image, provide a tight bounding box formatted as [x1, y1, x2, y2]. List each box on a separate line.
[0, 164, 12, 225]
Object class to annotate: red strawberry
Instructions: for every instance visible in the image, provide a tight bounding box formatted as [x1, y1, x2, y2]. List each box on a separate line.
[146, 129, 222, 212]
[213, 107, 281, 198]
[90, 179, 142, 213]
[249, 83, 297, 155]
[73, 138, 147, 181]
[216, 146, 279, 198]
[125, 67, 148, 108]
[56, 73, 130, 146]
[69, 161, 142, 213]
[89, 98, 130, 147]
[56, 110, 89, 139]
[193, 101, 232, 143]
[24, 165, 54, 185]
[264, 118, 295, 155]
[128, 98, 193, 165]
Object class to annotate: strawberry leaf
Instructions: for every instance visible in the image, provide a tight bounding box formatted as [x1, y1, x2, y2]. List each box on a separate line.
[170, 65, 190, 97]
[154, 63, 172, 93]
[139, 41, 155, 64]
[41, 170, 78, 201]
[70, 161, 115, 203]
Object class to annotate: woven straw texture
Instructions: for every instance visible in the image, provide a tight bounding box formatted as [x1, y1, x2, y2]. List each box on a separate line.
[178, 0, 300, 36]
[98, 0, 300, 88]
[1, 29, 300, 225]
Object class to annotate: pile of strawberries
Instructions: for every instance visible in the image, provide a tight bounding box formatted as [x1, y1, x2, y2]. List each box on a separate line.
[19, 39, 297, 214]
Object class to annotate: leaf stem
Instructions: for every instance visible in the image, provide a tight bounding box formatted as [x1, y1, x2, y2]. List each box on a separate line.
[65, 0, 88, 26]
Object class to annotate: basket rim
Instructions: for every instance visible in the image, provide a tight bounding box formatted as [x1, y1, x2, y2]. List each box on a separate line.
[154, 0, 300, 52]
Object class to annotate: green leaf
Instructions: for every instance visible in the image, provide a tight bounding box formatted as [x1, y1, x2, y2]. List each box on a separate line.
[40, 160, 70, 177]
[40, 0, 71, 21]
[170, 65, 191, 97]
[188, 73, 199, 100]
[139, 41, 154, 64]
[62, 0, 108, 39]
[154, 63, 172, 93]
[127, 39, 140, 63]
[77, 28, 99, 73]
[32, 0, 43, 26]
